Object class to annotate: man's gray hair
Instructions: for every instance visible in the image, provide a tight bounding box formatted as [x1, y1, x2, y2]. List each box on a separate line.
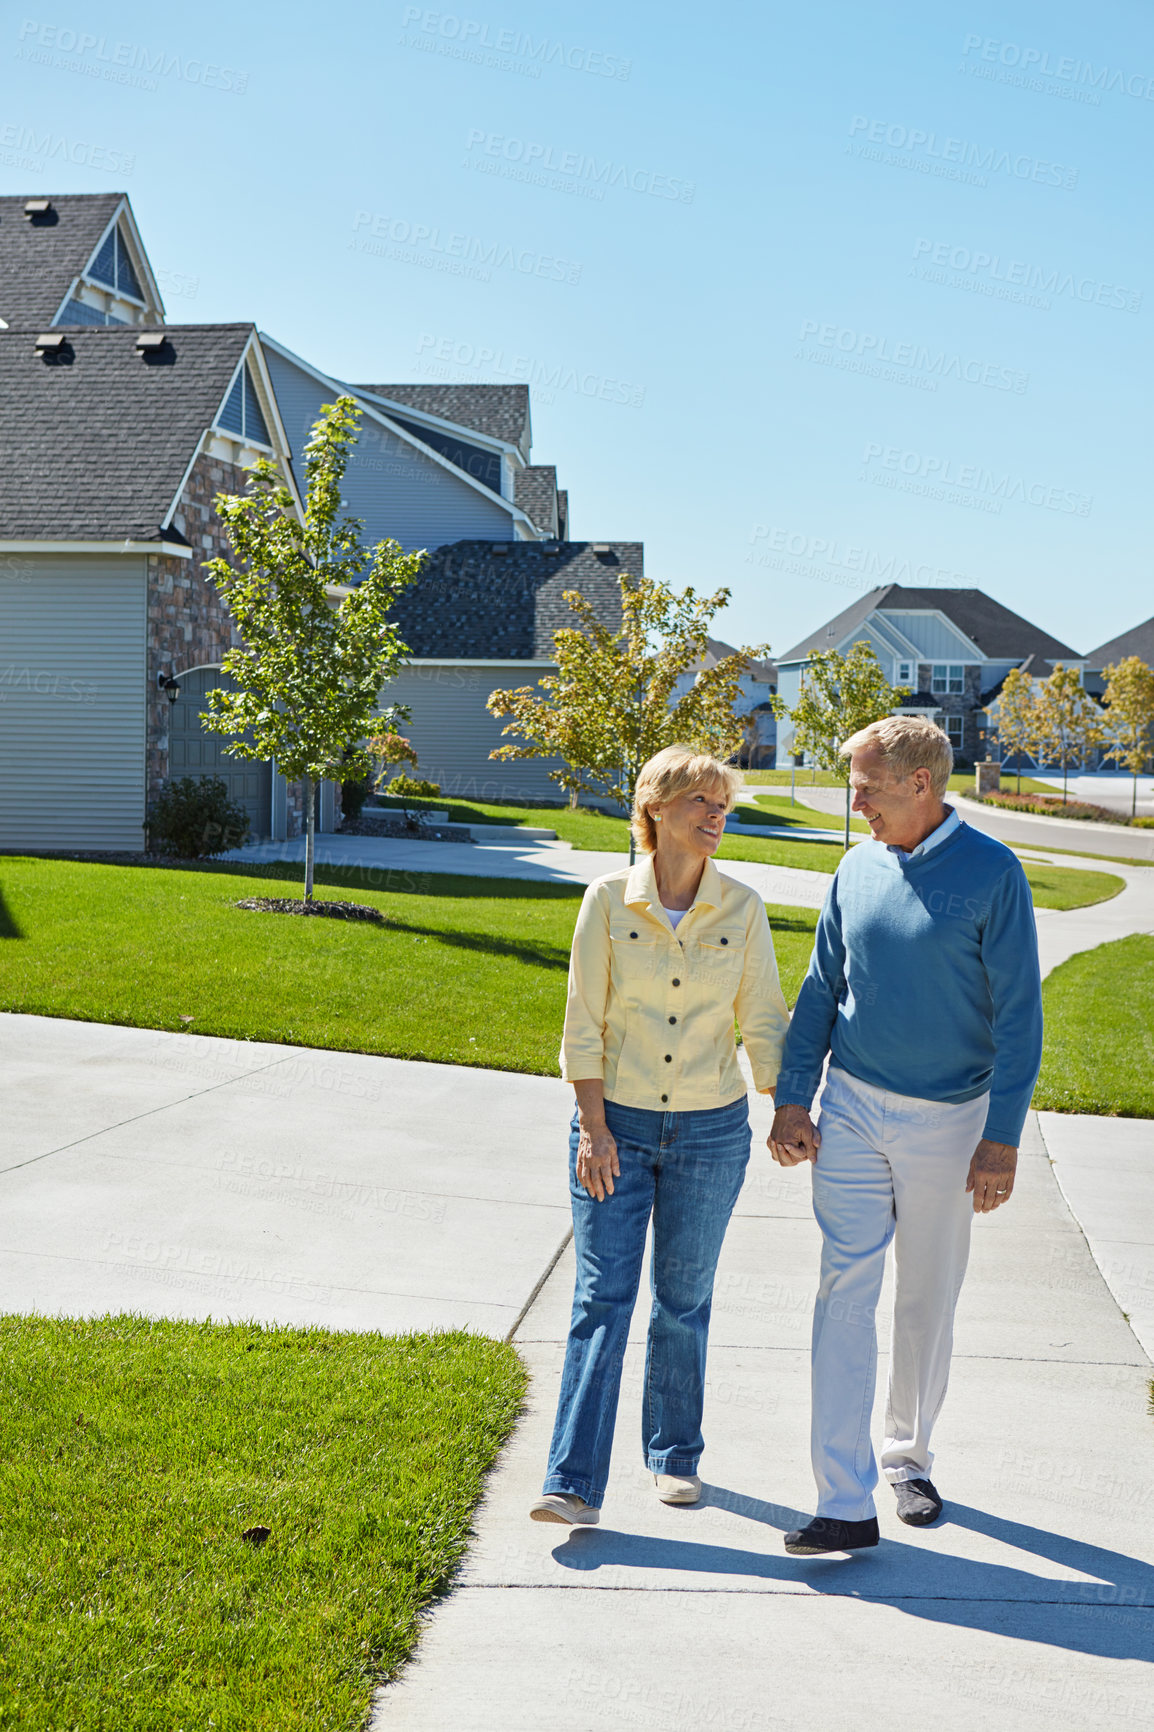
[840, 715, 954, 797]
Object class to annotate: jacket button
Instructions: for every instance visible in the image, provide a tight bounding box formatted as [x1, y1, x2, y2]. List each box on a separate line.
[629, 930, 638, 939]
[668, 1016, 676, 1025]
[671, 978, 680, 987]
[661, 1094, 668, 1103]
[720, 937, 728, 946]
[664, 1054, 672, 1063]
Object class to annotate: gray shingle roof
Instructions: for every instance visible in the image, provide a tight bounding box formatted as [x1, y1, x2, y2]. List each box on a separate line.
[390, 540, 640, 659]
[0, 192, 124, 329]
[513, 465, 558, 535]
[778, 585, 1080, 664]
[1085, 615, 1154, 669]
[0, 323, 254, 539]
[351, 384, 530, 454]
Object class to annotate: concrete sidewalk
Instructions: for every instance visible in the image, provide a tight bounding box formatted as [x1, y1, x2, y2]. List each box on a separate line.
[786, 783, 1154, 862]
[370, 1107, 1154, 1731]
[220, 830, 837, 910]
[2, 1010, 1152, 1728]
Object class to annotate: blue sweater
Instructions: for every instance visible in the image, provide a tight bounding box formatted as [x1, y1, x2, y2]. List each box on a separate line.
[776, 821, 1043, 1144]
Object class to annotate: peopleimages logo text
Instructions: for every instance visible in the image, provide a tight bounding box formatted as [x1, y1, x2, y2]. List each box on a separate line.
[464, 129, 694, 201]
[961, 34, 1154, 100]
[861, 443, 1092, 516]
[848, 116, 1078, 187]
[401, 8, 631, 78]
[912, 238, 1140, 312]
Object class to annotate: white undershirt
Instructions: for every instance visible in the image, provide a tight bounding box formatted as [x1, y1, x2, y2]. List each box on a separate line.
[663, 906, 688, 930]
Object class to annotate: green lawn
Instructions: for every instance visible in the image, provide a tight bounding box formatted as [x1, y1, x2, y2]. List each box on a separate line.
[379, 792, 857, 874]
[0, 858, 820, 1070]
[0, 1315, 525, 1732]
[1034, 936, 1154, 1116]
[747, 793, 870, 834]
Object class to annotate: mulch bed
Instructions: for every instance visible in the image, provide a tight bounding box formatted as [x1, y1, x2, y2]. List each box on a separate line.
[234, 897, 387, 922]
[338, 818, 474, 843]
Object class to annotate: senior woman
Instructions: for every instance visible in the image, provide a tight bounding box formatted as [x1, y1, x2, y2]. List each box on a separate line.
[530, 744, 790, 1526]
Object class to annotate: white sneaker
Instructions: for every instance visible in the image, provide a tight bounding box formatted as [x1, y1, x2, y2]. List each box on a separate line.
[529, 1493, 600, 1526]
[654, 1473, 702, 1505]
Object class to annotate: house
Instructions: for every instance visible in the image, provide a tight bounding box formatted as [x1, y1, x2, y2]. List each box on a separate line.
[775, 586, 1082, 767]
[670, 639, 777, 767]
[1082, 616, 1154, 698]
[0, 193, 639, 849]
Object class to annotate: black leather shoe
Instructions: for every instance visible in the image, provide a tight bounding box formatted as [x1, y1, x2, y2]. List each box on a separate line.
[893, 1478, 943, 1526]
[784, 1515, 879, 1555]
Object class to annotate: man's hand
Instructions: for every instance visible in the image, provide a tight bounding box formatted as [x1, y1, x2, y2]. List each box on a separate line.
[966, 1139, 1017, 1212]
[769, 1104, 821, 1167]
[576, 1122, 620, 1201]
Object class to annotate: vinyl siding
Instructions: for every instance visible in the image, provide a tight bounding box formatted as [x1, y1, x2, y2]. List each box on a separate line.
[381, 663, 566, 803]
[879, 611, 979, 661]
[265, 350, 515, 550]
[0, 554, 146, 848]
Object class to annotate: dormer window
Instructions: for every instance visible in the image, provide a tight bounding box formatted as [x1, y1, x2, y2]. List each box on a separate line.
[217, 361, 272, 446]
[89, 224, 144, 302]
[896, 660, 913, 685]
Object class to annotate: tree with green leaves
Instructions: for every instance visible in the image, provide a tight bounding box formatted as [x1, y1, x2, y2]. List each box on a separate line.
[486, 575, 769, 859]
[1100, 655, 1154, 816]
[1031, 663, 1105, 805]
[202, 396, 425, 899]
[772, 641, 910, 848]
[991, 664, 1039, 793]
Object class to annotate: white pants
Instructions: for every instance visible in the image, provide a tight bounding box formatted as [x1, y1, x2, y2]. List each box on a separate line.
[810, 1066, 990, 1521]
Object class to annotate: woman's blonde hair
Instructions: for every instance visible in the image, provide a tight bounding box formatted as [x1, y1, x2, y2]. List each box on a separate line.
[631, 744, 742, 854]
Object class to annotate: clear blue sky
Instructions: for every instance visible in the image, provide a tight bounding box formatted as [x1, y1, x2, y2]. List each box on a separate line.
[4, 0, 1151, 657]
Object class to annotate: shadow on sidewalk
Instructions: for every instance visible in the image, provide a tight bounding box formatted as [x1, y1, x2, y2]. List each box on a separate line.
[550, 1489, 1154, 1660]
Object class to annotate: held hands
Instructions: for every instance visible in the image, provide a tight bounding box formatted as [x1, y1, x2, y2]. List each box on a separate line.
[576, 1121, 620, 1201]
[768, 1104, 821, 1167]
[966, 1139, 1017, 1213]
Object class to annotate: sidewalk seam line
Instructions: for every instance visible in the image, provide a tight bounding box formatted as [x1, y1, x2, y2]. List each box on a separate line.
[506, 1227, 574, 1343]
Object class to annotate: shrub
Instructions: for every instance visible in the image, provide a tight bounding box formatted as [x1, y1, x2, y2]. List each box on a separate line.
[387, 773, 442, 799]
[1132, 815, 1154, 829]
[340, 775, 371, 821]
[147, 776, 251, 857]
[960, 788, 1124, 823]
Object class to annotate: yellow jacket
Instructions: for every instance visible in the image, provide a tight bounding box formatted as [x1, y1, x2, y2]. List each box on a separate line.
[560, 853, 790, 1110]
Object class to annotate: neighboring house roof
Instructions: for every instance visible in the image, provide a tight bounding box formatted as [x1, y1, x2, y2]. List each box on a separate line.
[778, 585, 1081, 665]
[0, 191, 123, 328]
[0, 323, 256, 539]
[1085, 615, 1154, 669]
[513, 465, 558, 536]
[351, 383, 530, 455]
[693, 637, 776, 680]
[390, 541, 638, 659]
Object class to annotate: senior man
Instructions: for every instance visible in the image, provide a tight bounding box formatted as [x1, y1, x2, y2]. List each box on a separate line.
[770, 716, 1042, 1555]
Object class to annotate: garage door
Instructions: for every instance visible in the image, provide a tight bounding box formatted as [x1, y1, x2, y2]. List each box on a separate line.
[168, 666, 273, 839]
[0, 554, 146, 849]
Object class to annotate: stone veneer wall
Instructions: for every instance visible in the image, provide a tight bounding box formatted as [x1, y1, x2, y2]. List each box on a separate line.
[145, 450, 306, 832]
[914, 662, 985, 765]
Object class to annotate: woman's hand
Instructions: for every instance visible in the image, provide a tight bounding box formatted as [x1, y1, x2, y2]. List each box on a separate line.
[577, 1122, 620, 1201]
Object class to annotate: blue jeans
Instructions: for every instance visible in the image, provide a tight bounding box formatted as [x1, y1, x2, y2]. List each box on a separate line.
[542, 1094, 750, 1508]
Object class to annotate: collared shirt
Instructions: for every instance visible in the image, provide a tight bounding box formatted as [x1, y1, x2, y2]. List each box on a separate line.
[887, 803, 961, 864]
[560, 853, 790, 1110]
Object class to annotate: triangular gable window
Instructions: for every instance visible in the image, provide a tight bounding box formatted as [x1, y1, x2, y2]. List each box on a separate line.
[88, 224, 144, 301]
[217, 361, 271, 446]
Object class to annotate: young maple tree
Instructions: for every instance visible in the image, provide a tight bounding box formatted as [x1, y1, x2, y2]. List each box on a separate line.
[1031, 663, 1105, 805]
[1100, 655, 1154, 816]
[486, 575, 769, 858]
[991, 664, 1039, 793]
[202, 396, 425, 899]
[772, 641, 911, 849]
